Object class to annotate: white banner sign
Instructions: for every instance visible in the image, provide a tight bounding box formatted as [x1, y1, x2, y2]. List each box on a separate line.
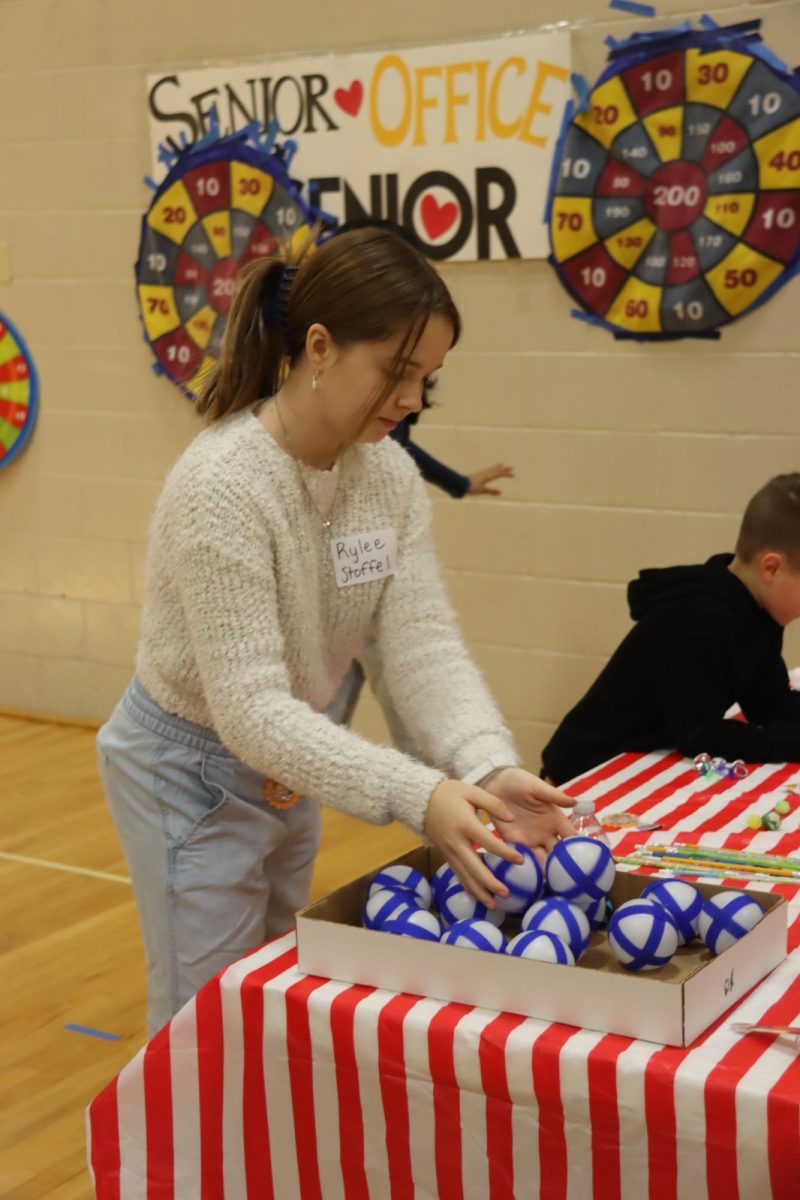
[147, 32, 571, 261]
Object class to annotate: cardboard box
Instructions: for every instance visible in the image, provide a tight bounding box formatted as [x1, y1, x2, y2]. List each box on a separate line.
[296, 846, 787, 1046]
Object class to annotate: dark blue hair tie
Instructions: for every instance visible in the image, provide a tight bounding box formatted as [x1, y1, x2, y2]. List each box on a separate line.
[261, 263, 299, 346]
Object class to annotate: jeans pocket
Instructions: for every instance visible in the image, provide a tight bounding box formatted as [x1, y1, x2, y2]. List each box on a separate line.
[150, 745, 227, 850]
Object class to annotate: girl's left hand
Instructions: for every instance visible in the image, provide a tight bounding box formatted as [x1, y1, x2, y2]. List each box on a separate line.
[484, 767, 576, 863]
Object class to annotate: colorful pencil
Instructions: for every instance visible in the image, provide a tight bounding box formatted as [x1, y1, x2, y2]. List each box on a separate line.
[614, 855, 792, 883]
[628, 856, 799, 879]
[637, 844, 800, 871]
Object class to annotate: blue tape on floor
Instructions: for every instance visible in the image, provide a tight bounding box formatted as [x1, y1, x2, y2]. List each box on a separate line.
[65, 1023, 121, 1041]
[609, 0, 656, 14]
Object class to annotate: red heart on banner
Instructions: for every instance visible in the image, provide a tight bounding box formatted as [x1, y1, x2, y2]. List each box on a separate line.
[420, 194, 459, 240]
[334, 81, 364, 116]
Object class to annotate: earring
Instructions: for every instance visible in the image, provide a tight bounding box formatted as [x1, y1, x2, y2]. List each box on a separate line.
[312, 369, 319, 390]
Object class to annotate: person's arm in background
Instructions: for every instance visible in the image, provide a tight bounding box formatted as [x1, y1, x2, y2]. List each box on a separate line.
[390, 417, 514, 498]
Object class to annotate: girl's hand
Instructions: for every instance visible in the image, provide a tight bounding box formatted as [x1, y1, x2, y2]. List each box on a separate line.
[467, 463, 514, 496]
[423, 779, 524, 906]
[484, 767, 576, 864]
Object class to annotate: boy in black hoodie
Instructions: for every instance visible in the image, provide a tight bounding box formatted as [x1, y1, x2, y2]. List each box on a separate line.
[542, 474, 800, 786]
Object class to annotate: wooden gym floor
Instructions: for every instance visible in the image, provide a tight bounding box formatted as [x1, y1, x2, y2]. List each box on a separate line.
[0, 713, 419, 1199]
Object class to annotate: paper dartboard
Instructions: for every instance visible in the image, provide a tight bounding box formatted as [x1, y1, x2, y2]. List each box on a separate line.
[549, 31, 800, 336]
[0, 312, 38, 469]
[136, 135, 314, 397]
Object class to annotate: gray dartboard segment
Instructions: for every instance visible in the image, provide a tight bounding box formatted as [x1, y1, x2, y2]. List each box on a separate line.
[554, 125, 610, 197]
[660, 278, 729, 333]
[610, 122, 663, 176]
[183, 223, 218, 271]
[634, 230, 671, 285]
[137, 227, 180, 285]
[705, 145, 759, 194]
[682, 104, 725, 163]
[593, 196, 646, 240]
[690, 216, 739, 270]
[727, 60, 800, 142]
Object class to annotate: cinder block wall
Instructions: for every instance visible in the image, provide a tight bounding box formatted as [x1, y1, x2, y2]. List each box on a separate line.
[1, 0, 798, 771]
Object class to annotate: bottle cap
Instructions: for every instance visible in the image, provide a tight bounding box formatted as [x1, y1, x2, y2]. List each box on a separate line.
[572, 797, 595, 815]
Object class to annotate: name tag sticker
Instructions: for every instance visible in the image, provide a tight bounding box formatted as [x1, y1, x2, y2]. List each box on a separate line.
[331, 528, 397, 588]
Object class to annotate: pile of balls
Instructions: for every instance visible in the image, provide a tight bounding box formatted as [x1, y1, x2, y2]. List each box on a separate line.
[747, 797, 792, 832]
[363, 838, 765, 972]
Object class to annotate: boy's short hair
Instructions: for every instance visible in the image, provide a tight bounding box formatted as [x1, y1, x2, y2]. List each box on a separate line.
[736, 473, 800, 566]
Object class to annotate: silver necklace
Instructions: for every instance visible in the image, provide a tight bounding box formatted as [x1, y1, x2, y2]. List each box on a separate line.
[273, 397, 337, 532]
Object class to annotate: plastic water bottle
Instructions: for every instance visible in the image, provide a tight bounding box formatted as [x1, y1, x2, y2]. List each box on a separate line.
[568, 798, 611, 848]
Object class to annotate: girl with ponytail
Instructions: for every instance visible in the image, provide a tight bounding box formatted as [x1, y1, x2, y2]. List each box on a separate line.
[97, 227, 574, 1034]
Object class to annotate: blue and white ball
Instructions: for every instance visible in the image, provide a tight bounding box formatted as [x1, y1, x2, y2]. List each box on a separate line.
[482, 843, 545, 914]
[432, 862, 456, 908]
[506, 930, 575, 965]
[520, 897, 591, 960]
[441, 918, 506, 953]
[382, 908, 442, 942]
[642, 879, 703, 944]
[438, 880, 505, 928]
[584, 894, 611, 930]
[545, 836, 615, 907]
[369, 865, 432, 908]
[363, 887, 418, 931]
[607, 899, 679, 970]
[697, 891, 764, 956]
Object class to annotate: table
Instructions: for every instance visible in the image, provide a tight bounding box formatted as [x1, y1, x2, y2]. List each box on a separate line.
[87, 751, 800, 1199]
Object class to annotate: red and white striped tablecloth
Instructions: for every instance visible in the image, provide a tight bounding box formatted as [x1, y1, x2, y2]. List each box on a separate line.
[87, 751, 800, 1200]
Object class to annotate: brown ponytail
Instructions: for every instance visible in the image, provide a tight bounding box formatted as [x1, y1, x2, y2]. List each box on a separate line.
[196, 227, 460, 424]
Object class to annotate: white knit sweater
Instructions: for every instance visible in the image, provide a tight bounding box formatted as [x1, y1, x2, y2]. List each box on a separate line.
[136, 408, 518, 834]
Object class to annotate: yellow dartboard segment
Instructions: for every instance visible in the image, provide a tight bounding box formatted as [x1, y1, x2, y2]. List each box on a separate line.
[147, 180, 198, 245]
[604, 279, 663, 333]
[753, 118, 800, 189]
[685, 49, 753, 108]
[703, 193, 756, 238]
[230, 162, 275, 216]
[185, 306, 217, 350]
[643, 107, 683, 162]
[574, 76, 638, 150]
[551, 197, 597, 261]
[202, 211, 232, 259]
[605, 218, 657, 270]
[138, 285, 181, 340]
[706, 244, 784, 316]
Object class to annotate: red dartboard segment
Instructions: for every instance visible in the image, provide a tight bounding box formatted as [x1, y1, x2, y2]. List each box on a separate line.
[701, 114, 751, 173]
[0, 399, 28, 427]
[136, 134, 314, 398]
[549, 31, 800, 336]
[559, 244, 629, 313]
[0, 356, 29, 383]
[183, 161, 231, 216]
[241, 223, 280, 264]
[666, 230, 701, 284]
[595, 159, 647, 198]
[743, 191, 800, 262]
[174, 250, 207, 287]
[621, 51, 686, 117]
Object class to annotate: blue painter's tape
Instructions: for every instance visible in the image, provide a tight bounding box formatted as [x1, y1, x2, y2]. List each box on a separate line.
[570, 72, 591, 112]
[65, 1023, 121, 1041]
[609, 0, 656, 16]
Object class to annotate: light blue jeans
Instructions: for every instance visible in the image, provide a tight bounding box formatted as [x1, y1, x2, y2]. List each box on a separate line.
[96, 678, 321, 1036]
